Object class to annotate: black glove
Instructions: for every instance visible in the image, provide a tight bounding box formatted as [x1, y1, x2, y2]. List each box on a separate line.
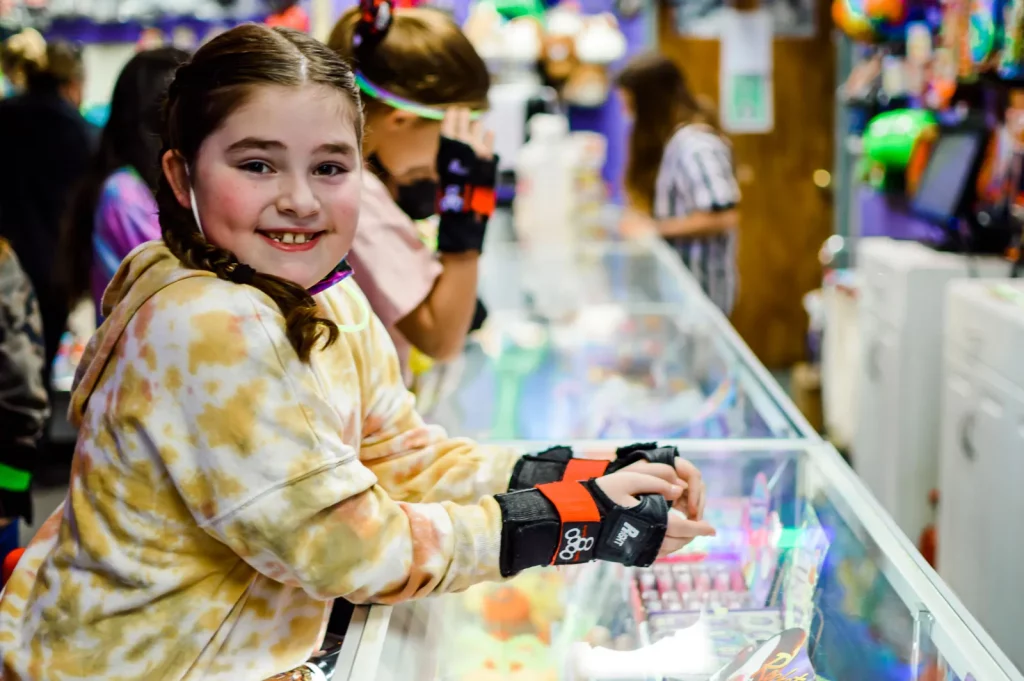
[507, 442, 681, 492]
[495, 479, 668, 576]
[436, 136, 499, 254]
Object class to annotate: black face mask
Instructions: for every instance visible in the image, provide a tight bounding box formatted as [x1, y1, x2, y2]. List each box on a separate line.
[395, 180, 438, 221]
[368, 153, 437, 221]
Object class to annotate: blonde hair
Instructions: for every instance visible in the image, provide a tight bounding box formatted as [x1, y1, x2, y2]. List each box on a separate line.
[0, 29, 46, 89]
[327, 7, 489, 117]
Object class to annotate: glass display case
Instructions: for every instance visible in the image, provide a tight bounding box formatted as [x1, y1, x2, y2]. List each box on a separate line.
[415, 241, 805, 441]
[335, 441, 1023, 681]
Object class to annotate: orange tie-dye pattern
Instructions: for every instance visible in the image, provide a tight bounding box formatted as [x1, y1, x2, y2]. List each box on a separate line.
[0, 243, 520, 681]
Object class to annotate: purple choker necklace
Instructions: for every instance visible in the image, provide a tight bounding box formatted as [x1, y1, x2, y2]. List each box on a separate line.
[307, 259, 354, 296]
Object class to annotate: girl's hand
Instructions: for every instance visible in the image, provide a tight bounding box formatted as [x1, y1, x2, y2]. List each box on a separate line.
[442, 107, 494, 161]
[612, 458, 707, 522]
[673, 457, 707, 522]
[594, 467, 716, 557]
[620, 209, 656, 238]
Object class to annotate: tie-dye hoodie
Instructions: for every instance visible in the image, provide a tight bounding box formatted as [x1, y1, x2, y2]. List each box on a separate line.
[0, 241, 520, 681]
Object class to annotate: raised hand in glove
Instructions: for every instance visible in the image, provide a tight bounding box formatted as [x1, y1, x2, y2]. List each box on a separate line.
[435, 107, 498, 254]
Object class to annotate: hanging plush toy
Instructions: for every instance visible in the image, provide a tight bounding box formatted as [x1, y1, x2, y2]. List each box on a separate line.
[541, 3, 584, 87]
[562, 13, 626, 107]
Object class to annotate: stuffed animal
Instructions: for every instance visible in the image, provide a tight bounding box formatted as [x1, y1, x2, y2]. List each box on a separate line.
[562, 13, 626, 107]
[541, 3, 584, 85]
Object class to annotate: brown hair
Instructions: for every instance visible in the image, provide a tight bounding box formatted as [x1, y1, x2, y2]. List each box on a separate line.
[616, 53, 722, 213]
[327, 6, 490, 117]
[23, 40, 84, 93]
[159, 24, 363, 362]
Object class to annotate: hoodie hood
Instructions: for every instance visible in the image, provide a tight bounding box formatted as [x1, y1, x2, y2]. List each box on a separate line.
[69, 241, 215, 428]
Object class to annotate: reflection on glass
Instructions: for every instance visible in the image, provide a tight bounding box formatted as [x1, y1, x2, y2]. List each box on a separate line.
[421, 309, 794, 441]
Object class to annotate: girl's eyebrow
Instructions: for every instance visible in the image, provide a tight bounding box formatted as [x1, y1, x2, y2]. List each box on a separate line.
[316, 142, 357, 156]
[226, 137, 285, 152]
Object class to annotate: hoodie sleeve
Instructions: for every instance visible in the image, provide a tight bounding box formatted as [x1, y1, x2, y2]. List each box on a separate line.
[139, 279, 503, 603]
[356, 307, 521, 505]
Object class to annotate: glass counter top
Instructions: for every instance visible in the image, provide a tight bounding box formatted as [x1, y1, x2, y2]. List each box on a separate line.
[418, 308, 798, 440]
[341, 441, 1022, 681]
[414, 241, 807, 441]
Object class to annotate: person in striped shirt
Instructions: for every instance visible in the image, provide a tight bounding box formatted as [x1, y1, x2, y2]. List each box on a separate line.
[617, 54, 741, 316]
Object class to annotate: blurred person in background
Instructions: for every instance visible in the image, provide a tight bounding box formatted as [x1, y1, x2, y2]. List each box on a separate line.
[0, 28, 46, 98]
[0, 237, 49, 559]
[0, 40, 95, 390]
[617, 53, 741, 316]
[58, 47, 190, 320]
[329, 2, 497, 383]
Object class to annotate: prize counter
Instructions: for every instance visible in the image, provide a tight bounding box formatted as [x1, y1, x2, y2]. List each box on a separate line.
[327, 235, 1023, 681]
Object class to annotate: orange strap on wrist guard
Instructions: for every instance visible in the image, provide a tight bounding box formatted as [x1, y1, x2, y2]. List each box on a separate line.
[563, 458, 611, 482]
[536, 480, 602, 565]
[469, 186, 496, 217]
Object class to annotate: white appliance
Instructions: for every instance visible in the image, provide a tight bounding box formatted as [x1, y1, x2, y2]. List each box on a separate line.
[938, 280, 1024, 671]
[854, 238, 1008, 545]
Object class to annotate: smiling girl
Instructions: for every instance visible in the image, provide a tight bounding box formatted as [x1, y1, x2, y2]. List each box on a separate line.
[0, 24, 712, 681]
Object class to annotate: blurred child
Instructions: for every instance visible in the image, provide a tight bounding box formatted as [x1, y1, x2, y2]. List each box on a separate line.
[617, 53, 741, 316]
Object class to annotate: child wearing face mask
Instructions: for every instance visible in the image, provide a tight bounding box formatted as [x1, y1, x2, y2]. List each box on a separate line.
[0, 24, 714, 681]
[328, 0, 496, 382]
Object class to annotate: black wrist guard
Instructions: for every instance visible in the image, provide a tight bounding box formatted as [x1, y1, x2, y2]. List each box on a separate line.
[507, 446, 612, 492]
[435, 137, 497, 254]
[495, 480, 668, 577]
[606, 442, 680, 475]
[437, 212, 486, 254]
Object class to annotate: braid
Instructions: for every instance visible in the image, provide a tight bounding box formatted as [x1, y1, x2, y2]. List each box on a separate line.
[156, 169, 339, 362]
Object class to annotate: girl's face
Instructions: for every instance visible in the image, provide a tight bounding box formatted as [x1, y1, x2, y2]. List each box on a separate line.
[167, 83, 362, 289]
[366, 109, 442, 182]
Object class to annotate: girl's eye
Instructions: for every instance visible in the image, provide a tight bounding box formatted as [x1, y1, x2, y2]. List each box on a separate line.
[239, 161, 273, 174]
[315, 163, 348, 177]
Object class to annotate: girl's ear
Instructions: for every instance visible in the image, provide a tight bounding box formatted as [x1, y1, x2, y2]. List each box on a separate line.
[162, 150, 192, 209]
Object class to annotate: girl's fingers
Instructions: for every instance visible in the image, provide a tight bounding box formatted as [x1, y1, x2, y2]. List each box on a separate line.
[441, 109, 457, 138]
[658, 536, 688, 557]
[666, 511, 716, 540]
[623, 461, 684, 491]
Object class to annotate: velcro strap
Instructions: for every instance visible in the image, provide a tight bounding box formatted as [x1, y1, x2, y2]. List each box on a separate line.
[469, 187, 496, 217]
[563, 458, 610, 482]
[537, 480, 602, 565]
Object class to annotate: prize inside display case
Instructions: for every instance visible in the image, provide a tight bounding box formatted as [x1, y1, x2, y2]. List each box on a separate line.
[339, 443, 1022, 681]
[415, 241, 801, 441]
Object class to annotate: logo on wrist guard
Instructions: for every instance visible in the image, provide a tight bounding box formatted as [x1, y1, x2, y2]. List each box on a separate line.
[447, 159, 470, 176]
[613, 521, 640, 547]
[439, 185, 464, 212]
[558, 527, 595, 562]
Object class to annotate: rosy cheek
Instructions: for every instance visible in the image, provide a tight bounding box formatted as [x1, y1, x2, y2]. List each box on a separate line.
[200, 175, 261, 241]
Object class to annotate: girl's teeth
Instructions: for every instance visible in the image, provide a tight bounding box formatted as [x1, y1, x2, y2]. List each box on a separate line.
[268, 233, 313, 244]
